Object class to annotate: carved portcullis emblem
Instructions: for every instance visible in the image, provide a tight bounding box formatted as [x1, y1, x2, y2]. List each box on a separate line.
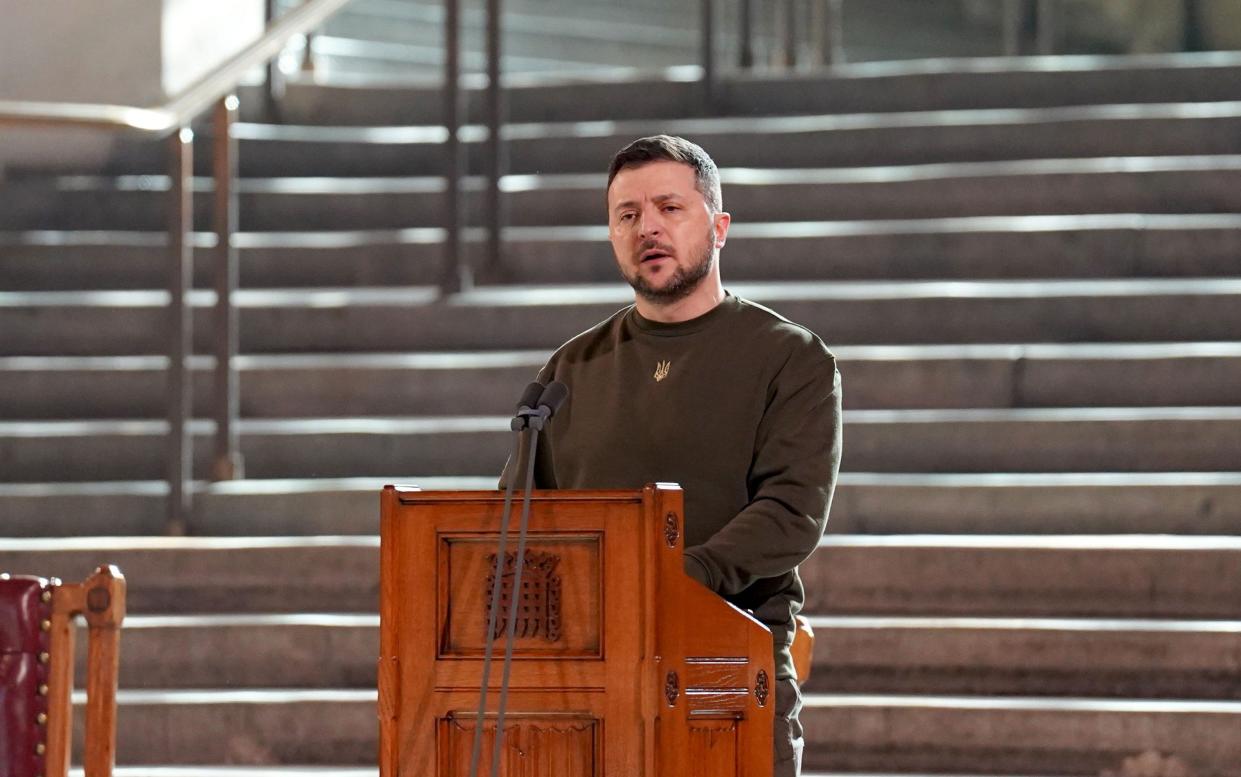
[653, 360, 671, 382]
[485, 551, 562, 642]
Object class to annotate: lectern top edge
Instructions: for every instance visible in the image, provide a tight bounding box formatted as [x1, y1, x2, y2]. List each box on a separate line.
[385, 483, 683, 505]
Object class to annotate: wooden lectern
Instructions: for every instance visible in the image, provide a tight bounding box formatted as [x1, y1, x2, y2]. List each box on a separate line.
[379, 483, 775, 776]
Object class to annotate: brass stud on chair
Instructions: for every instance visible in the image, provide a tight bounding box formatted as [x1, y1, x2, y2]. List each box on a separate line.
[40, 619, 51, 631]
[38, 651, 49, 664]
[35, 743, 46, 755]
[38, 684, 48, 696]
[37, 712, 47, 725]
[41, 590, 52, 603]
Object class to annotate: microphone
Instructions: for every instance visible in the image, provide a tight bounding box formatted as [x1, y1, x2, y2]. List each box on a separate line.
[513, 379, 543, 414]
[535, 381, 569, 419]
[513, 382, 545, 425]
[512, 381, 569, 431]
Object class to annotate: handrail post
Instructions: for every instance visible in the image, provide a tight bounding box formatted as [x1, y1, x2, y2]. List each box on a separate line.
[1002, 0, 1024, 56]
[167, 127, 194, 535]
[818, 0, 844, 66]
[264, 0, 285, 121]
[484, 0, 505, 281]
[1183, 0, 1204, 51]
[1036, 0, 1057, 54]
[701, 0, 717, 108]
[738, 0, 754, 70]
[212, 95, 244, 482]
[779, 0, 797, 69]
[301, 30, 318, 75]
[442, 0, 469, 293]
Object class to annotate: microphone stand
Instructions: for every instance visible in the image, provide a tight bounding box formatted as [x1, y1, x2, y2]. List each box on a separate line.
[467, 392, 551, 777]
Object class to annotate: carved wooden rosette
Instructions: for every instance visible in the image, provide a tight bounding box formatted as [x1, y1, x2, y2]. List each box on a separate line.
[664, 671, 679, 706]
[755, 669, 770, 707]
[663, 512, 679, 548]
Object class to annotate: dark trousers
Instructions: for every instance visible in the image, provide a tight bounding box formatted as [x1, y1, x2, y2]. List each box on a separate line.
[773, 677, 803, 776]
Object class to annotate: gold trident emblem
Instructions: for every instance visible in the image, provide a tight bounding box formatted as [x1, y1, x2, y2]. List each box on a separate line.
[654, 360, 671, 382]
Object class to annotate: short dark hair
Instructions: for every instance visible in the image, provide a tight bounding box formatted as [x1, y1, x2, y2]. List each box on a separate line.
[607, 135, 722, 212]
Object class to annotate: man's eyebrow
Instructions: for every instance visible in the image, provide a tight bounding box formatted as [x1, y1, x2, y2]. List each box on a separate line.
[611, 193, 683, 213]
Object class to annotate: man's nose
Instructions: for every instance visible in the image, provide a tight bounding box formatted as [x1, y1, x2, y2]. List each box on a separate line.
[637, 206, 664, 237]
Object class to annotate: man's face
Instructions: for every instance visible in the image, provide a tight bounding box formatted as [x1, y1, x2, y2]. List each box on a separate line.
[606, 160, 729, 305]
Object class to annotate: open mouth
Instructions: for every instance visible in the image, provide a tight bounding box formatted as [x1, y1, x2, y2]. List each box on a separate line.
[641, 248, 673, 263]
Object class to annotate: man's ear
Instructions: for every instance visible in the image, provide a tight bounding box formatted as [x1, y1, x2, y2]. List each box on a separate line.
[714, 211, 731, 248]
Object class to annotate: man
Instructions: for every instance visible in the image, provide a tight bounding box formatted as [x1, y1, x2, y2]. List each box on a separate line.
[511, 135, 842, 776]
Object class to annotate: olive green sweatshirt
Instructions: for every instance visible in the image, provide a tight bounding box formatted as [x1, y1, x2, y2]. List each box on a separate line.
[509, 293, 842, 680]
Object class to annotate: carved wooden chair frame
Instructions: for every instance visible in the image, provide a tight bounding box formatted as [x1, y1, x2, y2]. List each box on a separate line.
[2, 565, 125, 777]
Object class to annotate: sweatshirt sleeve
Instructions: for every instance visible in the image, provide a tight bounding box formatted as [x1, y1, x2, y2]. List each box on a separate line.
[683, 346, 842, 595]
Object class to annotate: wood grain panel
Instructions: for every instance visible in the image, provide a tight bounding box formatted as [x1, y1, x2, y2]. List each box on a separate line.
[687, 690, 750, 718]
[439, 714, 598, 777]
[686, 719, 739, 772]
[440, 534, 602, 658]
[684, 658, 748, 689]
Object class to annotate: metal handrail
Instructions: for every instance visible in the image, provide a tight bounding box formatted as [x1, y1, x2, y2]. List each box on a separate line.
[0, 0, 351, 132]
[0, 0, 355, 534]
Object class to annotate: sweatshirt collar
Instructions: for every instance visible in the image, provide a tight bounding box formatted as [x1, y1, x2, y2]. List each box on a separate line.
[629, 292, 737, 337]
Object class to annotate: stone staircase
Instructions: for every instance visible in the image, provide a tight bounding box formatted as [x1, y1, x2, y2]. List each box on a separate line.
[3, 48, 1241, 776]
[275, 0, 1003, 82]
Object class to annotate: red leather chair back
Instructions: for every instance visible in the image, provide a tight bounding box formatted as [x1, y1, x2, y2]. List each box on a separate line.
[0, 576, 52, 777]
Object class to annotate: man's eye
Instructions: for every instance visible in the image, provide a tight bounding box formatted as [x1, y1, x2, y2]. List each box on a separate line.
[618, 213, 634, 222]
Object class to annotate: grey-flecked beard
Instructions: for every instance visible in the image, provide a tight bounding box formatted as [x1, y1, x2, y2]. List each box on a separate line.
[625, 240, 716, 305]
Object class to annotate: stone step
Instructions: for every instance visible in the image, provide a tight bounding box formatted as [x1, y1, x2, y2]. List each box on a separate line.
[3, 407, 1241, 481]
[309, 12, 695, 71]
[322, 13, 689, 60]
[73, 689, 376, 765]
[297, 33, 631, 80]
[5, 342, 1241, 419]
[97, 103, 1241, 179]
[4, 279, 1241, 355]
[801, 695, 1241, 775]
[803, 616, 1241, 699]
[6, 472, 1240, 538]
[318, 0, 1002, 69]
[93, 614, 378, 689]
[0, 477, 493, 537]
[68, 689, 1241, 772]
[828, 472, 1241, 535]
[7, 157, 1241, 231]
[805, 535, 1241, 619]
[327, 0, 701, 43]
[248, 52, 1241, 125]
[0, 537, 381, 614]
[5, 215, 1241, 291]
[98, 613, 1241, 700]
[6, 535, 1241, 618]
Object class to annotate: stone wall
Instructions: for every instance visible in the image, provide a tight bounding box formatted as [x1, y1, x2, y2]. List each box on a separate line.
[0, 0, 263, 177]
